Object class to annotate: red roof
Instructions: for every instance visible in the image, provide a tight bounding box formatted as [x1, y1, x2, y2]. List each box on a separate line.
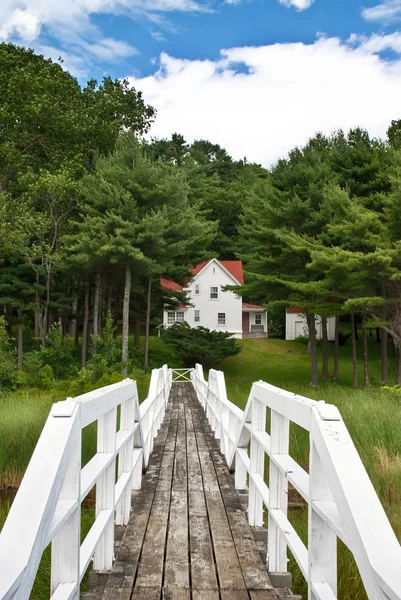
[286, 307, 304, 314]
[161, 259, 244, 291]
[160, 277, 182, 291]
[242, 302, 266, 310]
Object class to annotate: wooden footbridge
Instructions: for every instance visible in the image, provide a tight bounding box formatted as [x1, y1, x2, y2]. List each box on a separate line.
[0, 366, 401, 600]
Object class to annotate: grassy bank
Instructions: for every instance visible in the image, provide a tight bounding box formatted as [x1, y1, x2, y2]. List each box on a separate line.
[219, 338, 401, 599]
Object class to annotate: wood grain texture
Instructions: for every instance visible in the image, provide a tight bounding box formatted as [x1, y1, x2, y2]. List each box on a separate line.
[93, 382, 280, 600]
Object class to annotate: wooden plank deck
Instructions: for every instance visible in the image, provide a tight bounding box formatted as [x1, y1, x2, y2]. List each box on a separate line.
[95, 383, 278, 600]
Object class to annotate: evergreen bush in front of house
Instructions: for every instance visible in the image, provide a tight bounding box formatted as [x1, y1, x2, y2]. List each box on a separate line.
[161, 322, 241, 369]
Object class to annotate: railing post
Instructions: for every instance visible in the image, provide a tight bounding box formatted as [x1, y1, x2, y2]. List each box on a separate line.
[268, 410, 290, 573]
[50, 422, 81, 597]
[116, 387, 135, 526]
[249, 397, 266, 526]
[308, 439, 337, 599]
[94, 407, 117, 571]
[235, 450, 247, 490]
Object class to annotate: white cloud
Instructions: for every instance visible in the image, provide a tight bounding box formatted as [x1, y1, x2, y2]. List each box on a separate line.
[362, 0, 401, 23]
[279, 0, 315, 11]
[0, 0, 210, 76]
[128, 34, 401, 167]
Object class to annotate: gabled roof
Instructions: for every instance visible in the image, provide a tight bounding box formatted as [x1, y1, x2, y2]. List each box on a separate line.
[161, 259, 244, 291]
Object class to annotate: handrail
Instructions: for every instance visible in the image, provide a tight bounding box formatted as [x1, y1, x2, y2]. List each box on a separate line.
[191, 364, 401, 600]
[0, 364, 172, 600]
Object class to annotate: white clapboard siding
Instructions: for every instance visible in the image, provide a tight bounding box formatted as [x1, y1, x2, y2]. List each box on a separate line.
[0, 364, 172, 600]
[191, 365, 401, 600]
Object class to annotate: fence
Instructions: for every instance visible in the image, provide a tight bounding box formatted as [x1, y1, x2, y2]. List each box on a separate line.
[191, 364, 401, 600]
[0, 365, 172, 600]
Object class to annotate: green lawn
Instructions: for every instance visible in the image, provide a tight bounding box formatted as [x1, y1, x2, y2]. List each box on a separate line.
[218, 337, 401, 600]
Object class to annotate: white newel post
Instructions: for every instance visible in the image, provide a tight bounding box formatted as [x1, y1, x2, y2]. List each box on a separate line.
[268, 410, 290, 573]
[50, 423, 81, 597]
[249, 398, 266, 527]
[116, 389, 135, 527]
[94, 407, 117, 571]
[308, 439, 337, 600]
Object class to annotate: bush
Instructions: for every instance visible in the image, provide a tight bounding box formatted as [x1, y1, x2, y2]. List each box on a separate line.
[268, 305, 286, 339]
[41, 325, 77, 379]
[87, 315, 122, 379]
[36, 365, 55, 388]
[0, 317, 21, 389]
[161, 322, 241, 369]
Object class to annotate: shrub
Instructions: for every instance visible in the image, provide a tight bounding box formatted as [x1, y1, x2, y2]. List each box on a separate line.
[268, 305, 286, 339]
[161, 322, 241, 369]
[41, 325, 77, 379]
[87, 315, 122, 378]
[36, 365, 55, 388]
[0, 317, 21, 389]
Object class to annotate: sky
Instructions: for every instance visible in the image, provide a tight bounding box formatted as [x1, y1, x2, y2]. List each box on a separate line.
[2, 0, 401, 166]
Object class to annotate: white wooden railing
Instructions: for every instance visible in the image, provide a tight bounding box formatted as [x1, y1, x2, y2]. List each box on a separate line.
[0, 365, 172, 600]
[191, 364, 401, 600]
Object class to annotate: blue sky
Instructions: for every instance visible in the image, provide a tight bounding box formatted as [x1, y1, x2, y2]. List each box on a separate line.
[2, 0, 401, 164]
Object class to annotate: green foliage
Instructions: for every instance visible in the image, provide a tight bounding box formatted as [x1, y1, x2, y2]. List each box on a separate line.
[162, 322, 241, 369]
[41, 325, 77, 379]
[88, 315, 121, 378]
[0, 317, 21, 389]
[36, 365, 55, 388]
[267, 305, 286, 338]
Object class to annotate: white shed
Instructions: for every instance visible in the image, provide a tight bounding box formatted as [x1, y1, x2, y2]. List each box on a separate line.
[286, 308, 336, 341]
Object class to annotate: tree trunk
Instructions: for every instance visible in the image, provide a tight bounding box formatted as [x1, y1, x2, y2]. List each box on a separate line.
[397, 346, 401, 386]
[307, 313, 319, 387]
[106, 288, 112, 316]
[333, 315, 340, 382]
[321, 316, 329, 379]
[81, 282, 89, 368]
[376, 327, 381, 344]
[93, 272, 101, 337]
[70, 297, 78, 340]
[353, 313, 359, 340]
[144, 277, 152, 369]
[122, 265, 131, 377]
[351, 313, 358, 388]
[381, 328, 389, 385]
[134, 316, 141, 349]
[41, 269, 51, 347]
[17, 311, 23, 371]
[362, 315, 369, 387]
[34, 308, 40, 338]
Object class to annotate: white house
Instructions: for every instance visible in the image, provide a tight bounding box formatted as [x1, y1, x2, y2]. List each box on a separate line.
[286, 308, 336, 341]
[161, 258, 267, 339]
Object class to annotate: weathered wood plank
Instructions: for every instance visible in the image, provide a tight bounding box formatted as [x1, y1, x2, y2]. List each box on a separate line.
[192, 592, 220, 600]
[135, 488, 172, 588]
[131, 588, 160, 600]
[162, 589, 191, 599]
[249, 591, 280, 599]
[164, 491, 189, 589]
[189, 516, 218, 590]
[220, 591, 249, 600]
[205, 490, 246, 590]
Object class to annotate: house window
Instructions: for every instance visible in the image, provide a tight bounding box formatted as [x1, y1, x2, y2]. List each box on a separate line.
[210, 286, 219, 299]
[167, 311, 185, 325]
[218, 313, 226, 325]
[194, 284, 200, 295]
[255, 313, 262, 325]
[194, 310, 200, 323]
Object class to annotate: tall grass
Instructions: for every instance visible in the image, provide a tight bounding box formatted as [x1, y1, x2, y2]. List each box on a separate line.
[219, 338, 401, 599]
